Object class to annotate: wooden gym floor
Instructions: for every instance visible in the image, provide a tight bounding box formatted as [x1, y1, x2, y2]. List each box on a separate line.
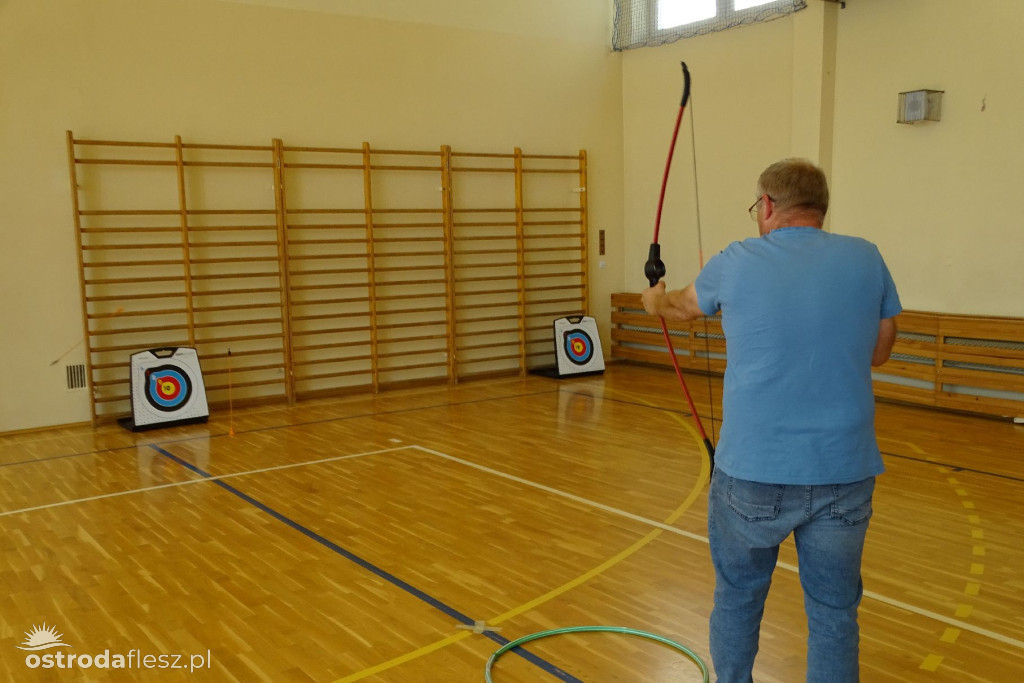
[1, 363, 1021, 682]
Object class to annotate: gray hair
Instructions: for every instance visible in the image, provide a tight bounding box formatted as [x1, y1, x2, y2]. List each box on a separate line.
[756, 158, 829, 216]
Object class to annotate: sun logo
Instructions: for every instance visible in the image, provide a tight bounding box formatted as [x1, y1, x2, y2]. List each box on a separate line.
[16, 623, 72, 651]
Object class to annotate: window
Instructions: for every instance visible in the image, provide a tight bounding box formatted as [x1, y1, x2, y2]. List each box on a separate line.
[734, 0, 775, 10]
[614, 0, 807, 51]
[658, 0, 716, 30]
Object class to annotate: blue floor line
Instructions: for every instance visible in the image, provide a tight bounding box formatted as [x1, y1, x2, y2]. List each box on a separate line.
[149, 444, 583, 682]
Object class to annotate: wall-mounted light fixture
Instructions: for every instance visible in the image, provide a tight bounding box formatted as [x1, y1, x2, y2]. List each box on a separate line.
[898, 90, 944, 124]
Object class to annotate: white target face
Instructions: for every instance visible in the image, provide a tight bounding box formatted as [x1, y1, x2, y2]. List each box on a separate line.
[553, 316, 605, 377]
[129, 347, 209, 429]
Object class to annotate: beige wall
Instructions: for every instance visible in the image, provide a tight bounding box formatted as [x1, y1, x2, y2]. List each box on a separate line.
[0, 0, 624, 431]
[621, 13, 798, 292]
[620, 2, 843, 292]
[621, 0, 1023, 319]
[4, 0, 1023, 432]
[831, 0, 1024, 317]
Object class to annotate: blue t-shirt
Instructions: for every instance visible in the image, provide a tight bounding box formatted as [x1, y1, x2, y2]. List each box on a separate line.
[695, 226, 902, 485]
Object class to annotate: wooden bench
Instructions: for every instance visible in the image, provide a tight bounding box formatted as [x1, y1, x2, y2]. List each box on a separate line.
[611, 293, 1024, 420]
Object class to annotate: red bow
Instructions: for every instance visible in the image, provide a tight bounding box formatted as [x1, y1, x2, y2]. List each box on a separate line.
[644, 62, 716, 471]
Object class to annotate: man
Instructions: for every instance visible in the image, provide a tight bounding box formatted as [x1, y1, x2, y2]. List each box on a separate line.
[642, 158, 901, 682]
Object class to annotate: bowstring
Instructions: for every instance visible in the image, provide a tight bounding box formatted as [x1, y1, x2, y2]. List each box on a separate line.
[687, 92, 718, 446]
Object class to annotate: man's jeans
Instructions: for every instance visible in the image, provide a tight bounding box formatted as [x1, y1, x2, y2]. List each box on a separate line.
[707, 472, 875, 683]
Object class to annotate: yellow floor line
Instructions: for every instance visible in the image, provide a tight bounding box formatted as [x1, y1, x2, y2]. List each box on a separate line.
[878, 435, 925, 454]
[334, 631, 473, 683]
[334, 388, 709, 682]
[925, 454, 994, 676]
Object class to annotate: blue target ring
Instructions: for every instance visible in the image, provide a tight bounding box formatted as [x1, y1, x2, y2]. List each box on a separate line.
[145, 365, 193, 412]
[563, 330, 594, 366]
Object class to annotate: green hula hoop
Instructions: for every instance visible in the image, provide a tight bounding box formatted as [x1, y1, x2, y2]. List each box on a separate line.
[484, 625, 709, 682]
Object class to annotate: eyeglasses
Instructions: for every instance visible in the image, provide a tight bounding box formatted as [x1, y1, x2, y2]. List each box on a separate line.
[747, 194, 772, 222]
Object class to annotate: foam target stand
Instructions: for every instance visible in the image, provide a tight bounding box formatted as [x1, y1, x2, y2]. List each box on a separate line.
[531, 316, 605, 379]
[119, 347, 209, 432]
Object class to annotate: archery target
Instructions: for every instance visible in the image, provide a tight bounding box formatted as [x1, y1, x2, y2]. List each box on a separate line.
[553, 316, 605, 377]
[145, 365, 193, 412]
[563, 330, 594, 366]
[127, 347, 209, 430]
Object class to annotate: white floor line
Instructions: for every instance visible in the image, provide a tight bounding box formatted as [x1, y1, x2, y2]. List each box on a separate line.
[0, 445, 413, 518]
[7, 440, 1021, 651]
[412, 444, 709, 544]
[412, 445, 1024, 651]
